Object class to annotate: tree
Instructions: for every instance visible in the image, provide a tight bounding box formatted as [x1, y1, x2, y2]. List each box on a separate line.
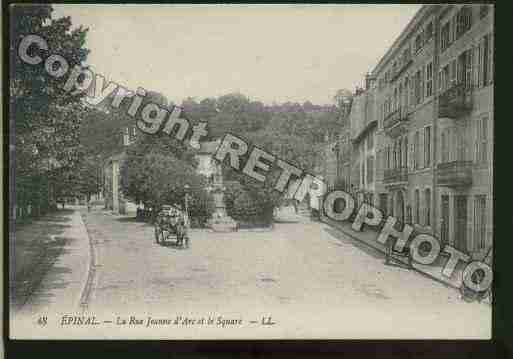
[11, 4, 90, 215]
[121, 134, 213, 223]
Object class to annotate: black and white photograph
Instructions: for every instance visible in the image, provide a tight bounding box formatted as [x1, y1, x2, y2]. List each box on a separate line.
[8, 4, 494, 340]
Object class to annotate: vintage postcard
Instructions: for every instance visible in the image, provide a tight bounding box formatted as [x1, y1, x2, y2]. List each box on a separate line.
[9, 4, 493, 340]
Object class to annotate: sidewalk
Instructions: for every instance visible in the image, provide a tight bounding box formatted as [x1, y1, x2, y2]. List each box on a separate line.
[10, 208, 91, 318]
[320, 215, 468, 291]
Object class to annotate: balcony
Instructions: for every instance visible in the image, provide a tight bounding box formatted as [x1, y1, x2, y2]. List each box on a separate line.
[391, 58, 413, 82]
[383, 107, 409, 137]
[438, 83, 473, 118]
[436, 161, 473, 187]
[384, 167, 408, 187]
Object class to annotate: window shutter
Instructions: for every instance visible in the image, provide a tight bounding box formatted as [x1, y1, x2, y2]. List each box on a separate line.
[450, 60, 457, 85]
[420, 66, 425, 101]
[482, 116, 488, 163]
[451, 15, 457, 42]
[488, 33, 494, 84]
[475, 119, 481, 162]
[478, 39, 483, 87]
[473, 45, 479, 87]
[466, 49, 473, 87]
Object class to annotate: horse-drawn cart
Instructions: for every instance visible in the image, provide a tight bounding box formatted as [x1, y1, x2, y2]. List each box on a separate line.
[154, 205, 189, 248]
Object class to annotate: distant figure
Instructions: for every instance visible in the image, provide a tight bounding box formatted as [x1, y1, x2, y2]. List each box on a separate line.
[87, 200, 92, 212]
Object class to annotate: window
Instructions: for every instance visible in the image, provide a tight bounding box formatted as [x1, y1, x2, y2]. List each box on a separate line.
[397, 139, 402, 168]
[404, 77, 409, 109]
[440, 64, 450, 92]
[379, 194, 388, 215]
[392, 142, 397, 169]
[424, 126, 431, 167]
[441, 129, 450, 163]
[393, 88, 398, 111]
[420, 66, 425, 102]
[367, 156, 374, 184]
[465, 49, 473, 87]
[367, 133, 374, 150]
[480, 5, 489, 19]
[474, 195, 487, 250]
[479, 34, 491, 87]
[426, 62, 433, 97]
[402, 47, 411, 64]
[415, 32, 423, 53]
[360, 161, 364, 187]
[456, 6, 472, 38]
[406, 205, 412, 224]
[425, 21, 433, 41]
[414, 189, 420, 224]
[450, 59, 457, 86]
[451, 15, 457, 43]
[476, 117, 488, 163]
[404, 136, 408, 169]
[441, 22, 450, 51]
[425, 188, 431, 226]
[414, 70, 422, 105]
[414, 131, 420, 169]
[398, 84, 403, 110]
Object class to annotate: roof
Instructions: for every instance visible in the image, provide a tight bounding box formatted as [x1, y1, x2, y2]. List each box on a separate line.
[371, 5, 438, 76]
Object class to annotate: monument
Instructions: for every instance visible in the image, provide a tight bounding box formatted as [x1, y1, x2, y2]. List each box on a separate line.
[195, 140, 237, 232]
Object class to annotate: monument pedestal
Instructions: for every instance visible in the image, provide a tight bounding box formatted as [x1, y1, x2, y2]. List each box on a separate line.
[208, 187, 237, 232]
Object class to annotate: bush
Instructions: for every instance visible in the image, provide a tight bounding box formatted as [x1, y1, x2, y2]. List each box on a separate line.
[188, 189, 215, 227]
[231, 191, 260, 221]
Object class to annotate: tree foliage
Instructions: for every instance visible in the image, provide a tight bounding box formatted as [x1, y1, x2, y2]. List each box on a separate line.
[121, 130, 214, 223]
[11, 4, 90, 214]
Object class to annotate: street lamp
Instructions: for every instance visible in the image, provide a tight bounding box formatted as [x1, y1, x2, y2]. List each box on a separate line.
[184, 184, 190, 228]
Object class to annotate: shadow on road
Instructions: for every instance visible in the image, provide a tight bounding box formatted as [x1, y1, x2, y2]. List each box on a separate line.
[10, 209, 77, 311]
[114, 216, 138, 223]
[274, 219, 300, 224]
[10, 235, 74, 311]
[157, 240, 189, 250]
[323, 227, 384, 260]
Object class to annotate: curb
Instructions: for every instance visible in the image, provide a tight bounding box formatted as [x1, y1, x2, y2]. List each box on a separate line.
[320, 216, 491, 303]
[78, 212, 99, 313]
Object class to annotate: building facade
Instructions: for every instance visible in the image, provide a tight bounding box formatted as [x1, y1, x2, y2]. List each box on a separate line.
[337, 4, 493, 259]
[103, 127, 138, 214]
[349, 83, 378, 208]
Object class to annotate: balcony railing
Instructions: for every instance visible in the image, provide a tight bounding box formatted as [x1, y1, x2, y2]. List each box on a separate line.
[384, 167, 408, 185]
[436, 160, 473, 187]
[383, 107, 409, 137]
[391, 57, 413, 82]
[438, 83, 473, 118]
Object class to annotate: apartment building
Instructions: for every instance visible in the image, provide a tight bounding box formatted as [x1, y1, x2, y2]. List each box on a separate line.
[349, 82, 378, 208]
[373, 5, 438, 232]
[435, 4, 493, 259]
[343, 4, 493, 259]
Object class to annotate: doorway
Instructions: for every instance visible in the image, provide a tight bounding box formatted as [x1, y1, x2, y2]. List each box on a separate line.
[454, 195, 468, 252]
[441, 195, 449, 245]
[395, 191, 405, 224]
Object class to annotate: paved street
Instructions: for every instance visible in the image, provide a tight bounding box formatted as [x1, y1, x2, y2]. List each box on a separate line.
[66, 207, 491, 339]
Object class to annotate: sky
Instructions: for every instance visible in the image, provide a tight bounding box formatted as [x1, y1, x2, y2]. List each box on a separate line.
[53, 4, 422, 106]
